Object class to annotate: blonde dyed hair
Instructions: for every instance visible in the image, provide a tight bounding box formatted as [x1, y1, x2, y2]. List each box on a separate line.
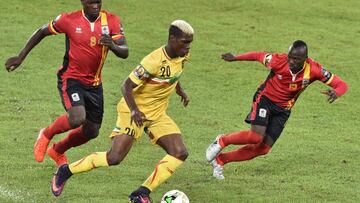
[170, 20, 194, 35]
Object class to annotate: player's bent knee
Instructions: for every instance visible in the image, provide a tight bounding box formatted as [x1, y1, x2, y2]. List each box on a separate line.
[106, 153, 124, 166]
[83, 127, 99, 139]
[256, 144, 271, 156]
[170, 149, 188, 161]
[68, 116, 86, 128]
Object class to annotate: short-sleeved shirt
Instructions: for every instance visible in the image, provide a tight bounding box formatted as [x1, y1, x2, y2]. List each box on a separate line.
[48, 10, 124, 86]
[258, 53, 334, 109]
[118, 46, 188, 120]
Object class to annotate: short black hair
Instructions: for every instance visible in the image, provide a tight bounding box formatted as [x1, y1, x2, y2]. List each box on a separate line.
[291, 40, 308, 56]
[169, 25, 184, 38]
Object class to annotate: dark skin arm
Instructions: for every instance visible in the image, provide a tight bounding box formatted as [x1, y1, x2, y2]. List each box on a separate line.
[121, 78, 146, 127]
[320, 89, 337, 103]
[5, 24, 52, 72]
[221, 53, 237, 62]
[176, 81, 189, 107]
[100, 35, 129, 59]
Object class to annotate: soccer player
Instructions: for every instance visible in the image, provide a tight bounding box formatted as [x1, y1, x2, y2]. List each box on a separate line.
[50, 20, 194, 202]
[206, 40, 348, 179]
[4, 0, 128, 167]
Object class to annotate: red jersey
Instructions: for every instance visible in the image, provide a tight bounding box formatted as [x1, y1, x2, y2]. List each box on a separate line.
[236, 52, 346, 109]
[48, 10, 124, 86]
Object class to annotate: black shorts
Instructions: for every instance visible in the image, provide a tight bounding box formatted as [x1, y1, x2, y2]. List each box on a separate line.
[245, 95, 291, 143]
[57, 78, 104, 124]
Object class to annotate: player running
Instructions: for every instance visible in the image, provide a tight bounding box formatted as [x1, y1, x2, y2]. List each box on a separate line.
[50, 20, 194, 203]
[5, 0, 128, 167]
[206, 40, 348, 179]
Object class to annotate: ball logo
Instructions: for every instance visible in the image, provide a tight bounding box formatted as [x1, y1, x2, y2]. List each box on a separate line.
[161, 190, 189, 203]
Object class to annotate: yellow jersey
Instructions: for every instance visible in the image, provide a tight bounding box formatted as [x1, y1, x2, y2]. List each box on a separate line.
[118, 46, 189, 120]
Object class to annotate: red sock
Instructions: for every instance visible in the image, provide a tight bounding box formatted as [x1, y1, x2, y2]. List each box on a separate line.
[43, 114, 72, 140]
[53, 127, 90, 154]
[217, 143, 271, 165]
[219, 130, 263, 148]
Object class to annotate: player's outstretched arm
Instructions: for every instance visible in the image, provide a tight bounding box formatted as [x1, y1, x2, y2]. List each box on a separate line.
[99, 35, 129, 59]
[5, 24, 52, 72]
[320, 75, 348, 103]
[221, 53, 237, 62]
[121, 78, 146, 127]
[221, 52, 266, 63]
[176, 81, 189, 107]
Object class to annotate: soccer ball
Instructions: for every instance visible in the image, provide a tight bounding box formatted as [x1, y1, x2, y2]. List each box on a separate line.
[161, 190, 189, 203]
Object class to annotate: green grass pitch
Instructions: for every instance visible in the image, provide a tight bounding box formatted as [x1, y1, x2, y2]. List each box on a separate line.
[1, 0, 359, 202]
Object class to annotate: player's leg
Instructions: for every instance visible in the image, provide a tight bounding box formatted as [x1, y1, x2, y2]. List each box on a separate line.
[48, 120, 100, 166]
[130, 115, 184, 202]
[206, 95, 268, 163]
[34, 79, 85, 162]
[51, 134, 134, 197]
[215, 100, 290, 166]
[50, 110, 141, 197]
[48, 84, 103, 166]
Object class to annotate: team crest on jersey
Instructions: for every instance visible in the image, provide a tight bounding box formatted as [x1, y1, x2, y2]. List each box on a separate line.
[102, 25, 110, 35]
[289, 83, 297, 90]
[321, 67, 332, 80]
[277, 74, 282, 80]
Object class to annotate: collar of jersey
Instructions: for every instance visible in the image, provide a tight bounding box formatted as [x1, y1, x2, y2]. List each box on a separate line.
[81, 9, 101, 23]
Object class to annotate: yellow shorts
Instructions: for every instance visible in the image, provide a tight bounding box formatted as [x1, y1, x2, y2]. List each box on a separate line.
[110, 112, 181, 144]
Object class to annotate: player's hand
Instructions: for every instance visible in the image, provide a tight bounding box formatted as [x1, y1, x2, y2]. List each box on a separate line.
[130, 109, 146, 127]
[221, 53, 237, 62]
[320, 89, 338, 103]
[5, 56, 23, 72]
[99, 35, 116, 49]
[176, 89, 189, 107]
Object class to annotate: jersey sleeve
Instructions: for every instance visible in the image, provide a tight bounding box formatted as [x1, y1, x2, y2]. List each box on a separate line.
[48, 14, 67, 35]
[312, 62, 348, 96]
[109, 15, 124, 41]
[128, 53, 160, 85]
[313, 62, 335, 85]
[235, 52, 272, 69]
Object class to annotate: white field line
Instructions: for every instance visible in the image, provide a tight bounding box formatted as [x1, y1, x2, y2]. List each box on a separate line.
[0, 185, 28, 202]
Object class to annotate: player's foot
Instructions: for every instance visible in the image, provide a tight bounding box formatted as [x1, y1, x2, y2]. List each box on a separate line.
[206, 134, 223, 162]
[47, 144, 68, 167]
[211, 159, 225, 180]
[51, 164, 73, 197]
[34, 128, 51, 162]
[129, 186, 152, 203]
